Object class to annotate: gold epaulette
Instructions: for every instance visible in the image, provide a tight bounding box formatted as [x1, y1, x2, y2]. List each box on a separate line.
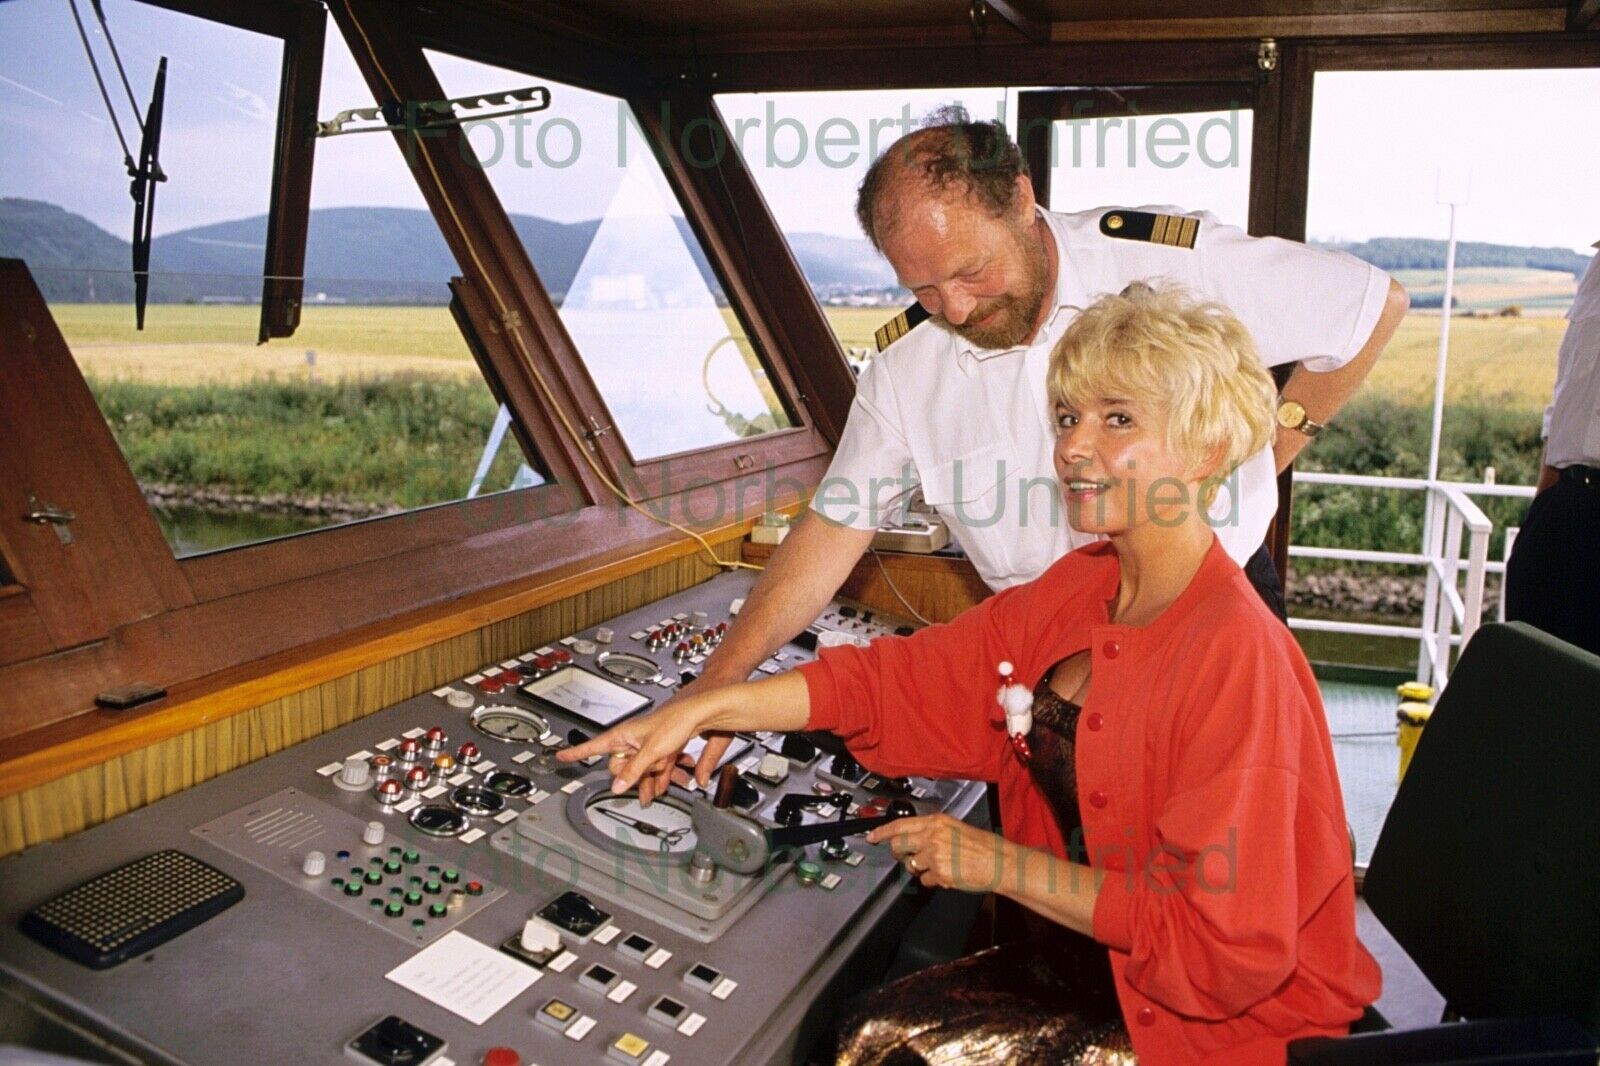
[873, 303, 932, 352]
[1099, 209, 1200, 249]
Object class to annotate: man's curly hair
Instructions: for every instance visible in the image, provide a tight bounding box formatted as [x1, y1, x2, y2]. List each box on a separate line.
[855, 105, 1031, 250]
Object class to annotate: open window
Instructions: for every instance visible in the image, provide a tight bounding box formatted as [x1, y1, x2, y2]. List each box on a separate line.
[421, 49, 828, 500]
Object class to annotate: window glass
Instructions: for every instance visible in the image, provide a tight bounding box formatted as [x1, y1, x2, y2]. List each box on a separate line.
[0, 1, 542, 558]
[1039, 107, 1252, 228]
[428, 52, 793, 460]
[716, 89, 1015, 364]
[1299, 67, 1599, 864]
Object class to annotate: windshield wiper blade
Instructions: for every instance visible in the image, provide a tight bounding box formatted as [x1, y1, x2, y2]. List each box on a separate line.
[130, 57, 167, 331]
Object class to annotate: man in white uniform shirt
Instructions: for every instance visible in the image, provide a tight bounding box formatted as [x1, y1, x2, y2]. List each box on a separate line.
[685, 109, 1408, 781]
[1506, 241, 1600, 655]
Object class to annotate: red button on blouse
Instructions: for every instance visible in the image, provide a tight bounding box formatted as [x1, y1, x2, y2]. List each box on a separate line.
[1136, 1006, 1157, 1027]
[1086, 712, 1104, 732]
[1088, 790, 1108, 809]
[1102, 640, 1121, 659]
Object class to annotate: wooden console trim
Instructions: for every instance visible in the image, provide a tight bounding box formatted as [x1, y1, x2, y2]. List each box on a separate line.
[0, 512, 796, 805]
[740, 541, 992, 626]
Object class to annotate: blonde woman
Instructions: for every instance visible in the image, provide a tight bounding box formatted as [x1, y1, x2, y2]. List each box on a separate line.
[562, 284, 1379, 1065]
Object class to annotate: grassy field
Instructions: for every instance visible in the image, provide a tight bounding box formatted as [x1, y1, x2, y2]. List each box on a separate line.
[53, 303, 1567, 414]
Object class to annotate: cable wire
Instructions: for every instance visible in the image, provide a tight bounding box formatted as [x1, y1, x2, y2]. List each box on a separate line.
[343, 1, 759, 574]
[67, 0, 134, 168]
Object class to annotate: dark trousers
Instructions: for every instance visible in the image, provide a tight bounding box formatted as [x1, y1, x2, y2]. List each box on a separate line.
[1244, 543, 1288, 623]
[1506, 470, 1600, 658]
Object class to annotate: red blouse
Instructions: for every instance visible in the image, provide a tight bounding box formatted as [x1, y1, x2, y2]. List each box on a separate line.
[800, 539, 1381, 1065]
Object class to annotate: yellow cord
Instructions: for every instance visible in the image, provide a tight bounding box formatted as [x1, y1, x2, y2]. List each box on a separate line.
[345, 1, 761, 573]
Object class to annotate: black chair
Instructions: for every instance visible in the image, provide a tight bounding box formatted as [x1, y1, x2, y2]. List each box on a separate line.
[1289, 623, 1600, 1064]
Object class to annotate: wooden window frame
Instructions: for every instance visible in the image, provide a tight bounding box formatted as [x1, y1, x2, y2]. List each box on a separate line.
[403, 39, 837, 500]
[129, 0, 327, 344]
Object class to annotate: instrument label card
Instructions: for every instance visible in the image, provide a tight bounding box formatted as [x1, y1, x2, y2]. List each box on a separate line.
[385, 930, 541, 1025]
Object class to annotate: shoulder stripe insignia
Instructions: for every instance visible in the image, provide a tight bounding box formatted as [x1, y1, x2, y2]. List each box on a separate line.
[874, 303, 932, 352]
[1099, 210, 1199, 250]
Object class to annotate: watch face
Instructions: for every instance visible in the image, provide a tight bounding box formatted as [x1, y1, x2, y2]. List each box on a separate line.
[581, 792, 698, 855]
[1276, 399, 1307, 429]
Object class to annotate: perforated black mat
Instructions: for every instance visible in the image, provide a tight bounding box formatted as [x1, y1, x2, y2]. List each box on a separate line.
[19, 849, 243, 969]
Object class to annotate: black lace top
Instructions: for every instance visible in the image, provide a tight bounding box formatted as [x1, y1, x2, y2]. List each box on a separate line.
[1026, 668, 1086, 856]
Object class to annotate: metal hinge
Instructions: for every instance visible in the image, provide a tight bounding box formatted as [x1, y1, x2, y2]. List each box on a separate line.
[24, 494, 75, 545]
[583, 416, 613, 451]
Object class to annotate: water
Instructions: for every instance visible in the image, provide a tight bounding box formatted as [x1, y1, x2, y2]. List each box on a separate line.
[152, 504, 342, 558]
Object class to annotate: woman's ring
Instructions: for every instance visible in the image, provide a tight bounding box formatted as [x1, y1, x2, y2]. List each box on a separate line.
[906, 857, 923, 875]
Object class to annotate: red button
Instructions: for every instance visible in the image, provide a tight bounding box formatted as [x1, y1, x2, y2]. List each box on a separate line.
[1089, 790, 1108, 809]
[1136, 1006, 1156, 1026]
[1102, 640, 1121, 659]
[483, 1048, 521, 1066]
[466, 880, 484, 896]
[1086, 712, 1104, 732]
[478, 676, 504, 693]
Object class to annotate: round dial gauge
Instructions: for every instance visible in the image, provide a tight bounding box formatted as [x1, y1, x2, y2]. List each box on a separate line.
[408, 805, 468, 838]
[450, 785, 506, 817]
[582, 793, 697, 855]
[469, 704, 549, 743]
[485, 770, 534, 797]
[595, 651, 662, 685]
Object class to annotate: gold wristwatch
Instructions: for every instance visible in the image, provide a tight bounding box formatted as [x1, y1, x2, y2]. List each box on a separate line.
[1275, 398, 1326, 437]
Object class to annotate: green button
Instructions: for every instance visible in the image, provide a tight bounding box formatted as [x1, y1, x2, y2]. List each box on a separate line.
[428, 903, 447, 918]
[796, 860, 822, 885]
[351, 867, 365, 878]
[383, 860, 402, 874]
[389, 887, 404, 898]
[369, 898, 383, 908]
[405, 891, 423, 906]
[427, 864, 441, 875]
[412, 918, 426, 929]
[343, 882, 363, 897]
[364, 870, 383, 885]
[441, 869, 460, 884]
[424, 880, 442, 895]
[403, 849, 421, 863]
[369, 856, 384, 866]
[385, 902, 404, 918]
[331, 877, 344, 888]
[408, 875, 422, 886]
[389, 845, 402, 856]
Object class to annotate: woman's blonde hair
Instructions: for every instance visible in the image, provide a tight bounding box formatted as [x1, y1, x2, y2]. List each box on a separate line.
[1047, 282, 1276, 490]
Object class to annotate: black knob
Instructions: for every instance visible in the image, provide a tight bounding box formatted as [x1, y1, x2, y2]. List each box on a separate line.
[886, 799, 917, 820]
[730, 776, 761, 810]
[780, 734, 818, 763]
[829, 753, 862, 782]
[567, 728, 591, 748]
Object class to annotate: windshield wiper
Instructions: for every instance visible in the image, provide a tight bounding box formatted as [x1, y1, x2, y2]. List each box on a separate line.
[129, 59, 167, 331]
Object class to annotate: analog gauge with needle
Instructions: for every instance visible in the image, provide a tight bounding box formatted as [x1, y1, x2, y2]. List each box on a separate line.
[595, 651, 662, 685]
[469, 704, 550, 744]
[582, 793, 697, 855]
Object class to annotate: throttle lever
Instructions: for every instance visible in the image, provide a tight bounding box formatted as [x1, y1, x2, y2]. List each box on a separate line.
[766, 802, 914, 851]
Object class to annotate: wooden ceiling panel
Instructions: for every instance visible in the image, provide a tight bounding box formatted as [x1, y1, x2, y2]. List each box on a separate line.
[465, 0, 1570, 39]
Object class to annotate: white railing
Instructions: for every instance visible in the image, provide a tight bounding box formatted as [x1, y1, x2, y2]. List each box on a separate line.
[1286, 472, 1535, 689]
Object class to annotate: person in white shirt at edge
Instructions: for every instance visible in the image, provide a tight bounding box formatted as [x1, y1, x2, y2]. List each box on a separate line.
[1506, 240, 1600, 656]
[684, 105, 1409, 784]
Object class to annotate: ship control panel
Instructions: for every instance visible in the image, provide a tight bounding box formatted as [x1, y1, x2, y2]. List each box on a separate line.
[0, 571, 986, 1066]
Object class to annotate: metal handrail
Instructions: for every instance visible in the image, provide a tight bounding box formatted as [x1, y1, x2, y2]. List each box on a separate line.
[1286, 472, 1530, 689]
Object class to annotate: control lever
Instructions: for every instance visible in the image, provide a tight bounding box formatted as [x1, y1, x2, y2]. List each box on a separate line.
[689, 795, 915, 876]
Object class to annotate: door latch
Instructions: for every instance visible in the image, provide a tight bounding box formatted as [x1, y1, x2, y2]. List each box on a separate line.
[24, 494, 75, 545]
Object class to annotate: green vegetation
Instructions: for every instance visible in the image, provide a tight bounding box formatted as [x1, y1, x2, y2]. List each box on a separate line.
[1293, 395, 1543, 565]
[88, 375, 530, 508]
[65, 305, 1554, 572]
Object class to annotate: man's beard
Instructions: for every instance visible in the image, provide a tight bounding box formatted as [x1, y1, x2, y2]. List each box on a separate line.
[936, 223, 1052, 350]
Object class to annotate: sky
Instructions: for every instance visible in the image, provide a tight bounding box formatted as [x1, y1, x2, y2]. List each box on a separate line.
[1, 0, 1596, 256]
